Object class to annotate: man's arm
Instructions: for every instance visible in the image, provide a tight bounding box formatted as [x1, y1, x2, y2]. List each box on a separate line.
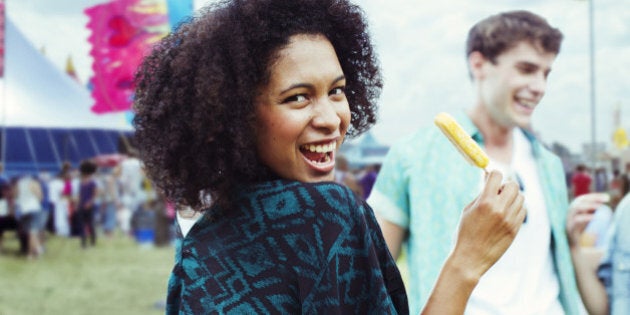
[375, 216, 406, 260]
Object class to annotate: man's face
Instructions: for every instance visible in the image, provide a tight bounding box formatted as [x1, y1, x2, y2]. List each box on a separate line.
[476, 41, 557, 129]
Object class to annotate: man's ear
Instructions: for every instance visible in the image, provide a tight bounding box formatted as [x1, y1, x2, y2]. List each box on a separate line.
[468, 51, 486, 80]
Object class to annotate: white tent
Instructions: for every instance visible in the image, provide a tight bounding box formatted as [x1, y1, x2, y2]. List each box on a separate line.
[1, 16, 132, 130]
[1, 16, 133, 176]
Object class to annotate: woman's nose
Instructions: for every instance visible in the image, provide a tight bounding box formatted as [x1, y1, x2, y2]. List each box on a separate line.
[311, 99, 342, 131]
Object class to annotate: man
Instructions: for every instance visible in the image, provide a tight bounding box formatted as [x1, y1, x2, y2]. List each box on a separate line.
[368, 11, 583, 314]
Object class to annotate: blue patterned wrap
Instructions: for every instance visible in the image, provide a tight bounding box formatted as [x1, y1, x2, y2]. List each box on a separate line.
[167, 180, 408, 314]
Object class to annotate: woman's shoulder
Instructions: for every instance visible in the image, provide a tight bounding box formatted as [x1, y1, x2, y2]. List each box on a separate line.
[291, 180, 360, 209]
[245, 180, 357, 200]
[237, 180, 363, 222]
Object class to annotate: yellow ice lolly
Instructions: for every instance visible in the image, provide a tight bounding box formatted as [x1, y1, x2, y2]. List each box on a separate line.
[434, 112, 489, 171]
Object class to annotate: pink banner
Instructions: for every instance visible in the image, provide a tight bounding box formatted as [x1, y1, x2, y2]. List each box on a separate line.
[0, 0, 5, 77]
[85, 0, 169, 113]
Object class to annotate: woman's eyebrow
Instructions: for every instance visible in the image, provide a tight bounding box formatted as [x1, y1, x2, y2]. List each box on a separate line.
[279, 74, 345, 94]
[331, 74, 346, 84]
[280, 83, 312, 95]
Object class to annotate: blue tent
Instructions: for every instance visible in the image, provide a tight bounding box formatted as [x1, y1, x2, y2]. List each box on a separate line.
[2, 127, 132, 176]
[1, 16, 133, 177]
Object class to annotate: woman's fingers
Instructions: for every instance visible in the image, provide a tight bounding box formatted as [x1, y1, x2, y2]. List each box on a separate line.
[505, 189, 525, 224]
[498, 181, 519, 207]
[568, 193, 610, 227]
[566, 193, 610, 247]
[481, 170, 503, 196]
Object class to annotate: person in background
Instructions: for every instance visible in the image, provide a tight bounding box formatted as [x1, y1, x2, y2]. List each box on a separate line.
[0, 162, 15, 252]
[117, 150, 145, 214]
[334, 154, 363, 197]
[113, 166, 132, 236]
[59, 162, 82, 237]
[132, 0, 525, 313]
[594, 167, 608, 193]
[77, 160, 99, 248]
[47, 168, 67, 236]
[14, 174, 44, 259]
[0, 172, 23, 254]
[0, 163, 7, 195]
[368, 10, 585, 314]
[572, 164, 593, 198]
[98, 167, 121, 238]
[568, 189, 630, 315]
[35, 171, 53, 252]
[130, 199, 156, 247]
[359, 163, 380, 199]
[609, 169, 629, 210]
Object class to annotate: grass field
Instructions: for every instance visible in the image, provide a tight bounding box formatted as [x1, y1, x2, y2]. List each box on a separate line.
[0, 232, 175, 315]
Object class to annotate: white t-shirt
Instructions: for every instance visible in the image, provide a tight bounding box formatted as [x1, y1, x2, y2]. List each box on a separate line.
[465, 130, 564, 315]
[177, 210, 202, 237]
[16, 177, 42, 215]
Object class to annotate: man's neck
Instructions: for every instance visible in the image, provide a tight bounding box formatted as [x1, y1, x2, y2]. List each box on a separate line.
[467, 106, 515, 165]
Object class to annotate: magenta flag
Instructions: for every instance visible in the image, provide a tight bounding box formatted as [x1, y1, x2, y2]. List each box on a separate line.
[85, 0, 169, 114]
[0, 0, 5, 77]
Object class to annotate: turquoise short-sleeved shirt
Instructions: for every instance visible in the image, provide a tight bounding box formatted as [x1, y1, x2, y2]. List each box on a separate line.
[368, 112, 582, 314]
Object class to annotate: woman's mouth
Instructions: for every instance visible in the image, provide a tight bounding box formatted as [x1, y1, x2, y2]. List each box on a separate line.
[300, 141, 336, 172]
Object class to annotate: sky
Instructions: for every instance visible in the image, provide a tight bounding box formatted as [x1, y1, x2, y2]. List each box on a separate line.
[4, 0, 630, 155]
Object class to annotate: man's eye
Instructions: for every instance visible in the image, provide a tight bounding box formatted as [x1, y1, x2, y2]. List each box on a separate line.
[283, 94, 307, 103]
[518, 65, 536, 74]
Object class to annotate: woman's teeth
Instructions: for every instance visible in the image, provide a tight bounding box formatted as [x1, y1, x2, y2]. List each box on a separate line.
[300, 142, 336, 164]
[318, 154, 332, 163]
[301, 142, 336, 153]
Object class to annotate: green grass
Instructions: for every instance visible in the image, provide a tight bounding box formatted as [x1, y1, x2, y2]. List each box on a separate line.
[0, 231, 175, 315]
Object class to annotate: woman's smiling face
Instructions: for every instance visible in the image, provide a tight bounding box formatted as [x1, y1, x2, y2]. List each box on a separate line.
[254, 34, 350, 183]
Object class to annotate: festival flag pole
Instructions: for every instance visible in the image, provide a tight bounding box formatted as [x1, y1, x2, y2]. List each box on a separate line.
[0, 0, 7, 168]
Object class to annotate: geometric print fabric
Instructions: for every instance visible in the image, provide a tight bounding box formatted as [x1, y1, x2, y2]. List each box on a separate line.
[166, 180, 408, 314]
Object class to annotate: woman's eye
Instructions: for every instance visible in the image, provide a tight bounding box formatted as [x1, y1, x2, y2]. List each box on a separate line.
[283, 94, 307, 103]
[329, 86, 345, 96]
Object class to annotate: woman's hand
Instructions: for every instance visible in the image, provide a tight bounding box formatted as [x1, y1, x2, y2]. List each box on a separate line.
[422, 170, 526, 314]
[566, 192, 609, 249]
[450, 170, 526, 280]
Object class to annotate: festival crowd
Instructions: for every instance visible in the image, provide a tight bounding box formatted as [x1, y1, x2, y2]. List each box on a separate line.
[0, 151, 177, 258]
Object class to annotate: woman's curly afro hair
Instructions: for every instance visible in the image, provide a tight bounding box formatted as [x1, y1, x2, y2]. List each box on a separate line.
[133, 0, 382, 212]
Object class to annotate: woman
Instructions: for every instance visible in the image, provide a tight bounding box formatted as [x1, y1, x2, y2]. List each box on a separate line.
[568, 190, 630, 315]
[133, 0, 525, 313]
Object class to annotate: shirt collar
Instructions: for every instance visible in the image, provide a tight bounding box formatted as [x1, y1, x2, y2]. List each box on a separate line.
[452, 110, 541, 157]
